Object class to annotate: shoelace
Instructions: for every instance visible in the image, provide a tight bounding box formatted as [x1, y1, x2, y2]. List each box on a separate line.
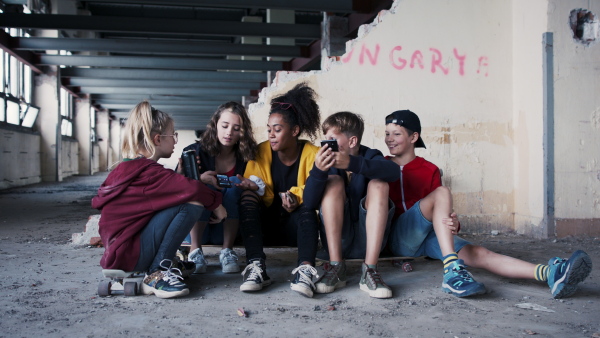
[222, 250, 238, 265]
[322, 263, 340, 282]
[366, 269, 386, 287]
[452, 264, 475, 282]
[158, 259, 185, 284]
[190, 249, 207, 264]
[241, 261, 264, 282]
[292, 265, 319, 288]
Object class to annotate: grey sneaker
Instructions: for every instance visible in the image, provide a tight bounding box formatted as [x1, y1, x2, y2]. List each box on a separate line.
[315, 261, 347, 294]
[219, 248, 240, 273]
[188, 248, 207, 274]
[290, 264, 319, 298]
[240, 259, 271, 292]
[359, 263, 392, 299]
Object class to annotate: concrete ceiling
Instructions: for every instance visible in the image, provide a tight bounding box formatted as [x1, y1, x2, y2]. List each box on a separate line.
[0, 0, 392, 129]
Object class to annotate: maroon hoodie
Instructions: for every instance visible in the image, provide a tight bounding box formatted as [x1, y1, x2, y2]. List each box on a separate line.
[91, 157, 222, 270]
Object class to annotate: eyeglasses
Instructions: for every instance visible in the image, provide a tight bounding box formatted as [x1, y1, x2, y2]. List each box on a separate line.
[385, 118, 404, 126]
[160, 132, 178, 143]
[271, 102, 297, 113]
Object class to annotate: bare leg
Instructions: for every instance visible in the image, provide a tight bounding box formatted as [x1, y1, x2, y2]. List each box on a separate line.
[190, 221, 207, 252]
[321, 175, 345, 262]
[364, 179, 389, 266]
[222, 218, 239, 249]
[419, 186, 455, 257]
[458, 244, 537, 279]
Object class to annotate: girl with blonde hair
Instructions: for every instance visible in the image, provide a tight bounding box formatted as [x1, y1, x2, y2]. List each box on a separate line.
[92, 101, 226, 299]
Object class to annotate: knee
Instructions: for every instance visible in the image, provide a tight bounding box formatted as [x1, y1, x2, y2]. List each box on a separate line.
[433, 186, 452, 203]
[324, 175, 345, 196]
[367, 179, 389, 196]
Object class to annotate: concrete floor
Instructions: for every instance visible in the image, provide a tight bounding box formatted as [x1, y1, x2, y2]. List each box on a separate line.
[0, 173, 598, 337]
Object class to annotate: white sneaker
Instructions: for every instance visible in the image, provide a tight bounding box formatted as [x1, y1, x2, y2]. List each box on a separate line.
[219, 248, 240, 273]
[188, 248, 207, 274]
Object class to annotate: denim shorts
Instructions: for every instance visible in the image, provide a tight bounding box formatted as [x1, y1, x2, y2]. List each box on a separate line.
[320, 196, 395, 259]
[388, 200, 470, 260]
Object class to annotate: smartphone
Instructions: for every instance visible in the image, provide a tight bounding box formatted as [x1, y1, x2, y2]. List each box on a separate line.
[216, 174, 232, 188]
[279, 192, 293, 204]
[320, 139, 339, 152]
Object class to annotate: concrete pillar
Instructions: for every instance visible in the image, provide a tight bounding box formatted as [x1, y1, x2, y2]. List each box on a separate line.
[34, 71, 61, 182]
[74, 98, 91, 175]
[109, 118, 121, 166]
[96, 110, 110, 171]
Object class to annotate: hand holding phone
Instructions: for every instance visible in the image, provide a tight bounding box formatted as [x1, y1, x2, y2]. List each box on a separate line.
[216, 174, 232, 188]
[320, 139, 339, 152]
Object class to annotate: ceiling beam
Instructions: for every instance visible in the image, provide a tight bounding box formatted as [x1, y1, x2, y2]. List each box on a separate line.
[77, 86, 250, 96]
[76, 0, 357, 13]
[39, 55, 285, 71]
[0, 13, 321, 39]
[61, 68, 266, 82]
[13, 37, 307, 58]
[63, 78, 260, 89]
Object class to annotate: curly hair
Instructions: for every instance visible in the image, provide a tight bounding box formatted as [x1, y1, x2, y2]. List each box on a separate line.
[269, 82, 321, 141]
[201, 101, 257, 162]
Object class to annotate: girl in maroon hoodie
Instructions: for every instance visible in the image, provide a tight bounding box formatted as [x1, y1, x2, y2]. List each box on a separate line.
[92, 101, 226, 299]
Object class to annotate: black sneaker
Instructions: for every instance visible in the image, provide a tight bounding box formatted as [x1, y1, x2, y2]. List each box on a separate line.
[290, 264, 319, 298]
[171, 258, 196, 278]
[240, 259, 271, 292]
[141, 259, 189, 299]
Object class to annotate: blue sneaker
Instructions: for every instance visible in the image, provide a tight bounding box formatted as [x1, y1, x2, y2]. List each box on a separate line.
[547, 250, 592, 299]
[442, 259, 486, 297]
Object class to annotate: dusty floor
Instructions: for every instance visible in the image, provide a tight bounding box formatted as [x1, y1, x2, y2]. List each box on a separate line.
[0, 173, 598, 338]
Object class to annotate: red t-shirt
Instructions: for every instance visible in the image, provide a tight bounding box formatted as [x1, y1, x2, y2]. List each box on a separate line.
[386, 156, 442, 220]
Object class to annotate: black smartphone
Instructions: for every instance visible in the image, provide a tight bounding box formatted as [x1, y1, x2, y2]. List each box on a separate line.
[216, 174, 232, 188]
[320, 139, 339, 152]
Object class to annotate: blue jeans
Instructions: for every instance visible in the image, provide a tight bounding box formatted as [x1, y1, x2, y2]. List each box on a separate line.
[388, 200, 470, 260]
[134, 203, 203, 272]
[184, 176, 242, 245]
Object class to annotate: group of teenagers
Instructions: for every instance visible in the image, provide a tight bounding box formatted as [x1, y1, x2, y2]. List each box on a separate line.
[92, 83, 592, 300]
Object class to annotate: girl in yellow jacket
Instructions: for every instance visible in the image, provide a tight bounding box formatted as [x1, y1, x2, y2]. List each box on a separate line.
[238, 83, 322, 298]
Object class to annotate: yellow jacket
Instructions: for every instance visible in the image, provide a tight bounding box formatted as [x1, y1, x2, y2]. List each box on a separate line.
[244, 140, 319, 207]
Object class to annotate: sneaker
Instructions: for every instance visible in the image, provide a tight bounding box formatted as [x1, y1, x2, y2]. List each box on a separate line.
[220, 248, 240, 273]
[141, 259, 189, 299]
[240, 259, 271, 292]
[547, 250, 592, 299]
[359, 263, 392, 299]
[315, 261, 347, 294]
[442, 259, 486, 297]
[188, 248, 208, 274]
[172, 258, 196, 278]
[290, 264, 319, 298]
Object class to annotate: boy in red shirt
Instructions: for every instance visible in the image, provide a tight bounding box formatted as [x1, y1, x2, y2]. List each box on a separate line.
[385, 109, 592, 298]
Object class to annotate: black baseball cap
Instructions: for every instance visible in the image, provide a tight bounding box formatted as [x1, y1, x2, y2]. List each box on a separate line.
[385, 110, 426, 148]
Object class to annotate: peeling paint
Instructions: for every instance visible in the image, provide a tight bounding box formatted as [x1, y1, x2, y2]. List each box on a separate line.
[591, 107, 600, 129]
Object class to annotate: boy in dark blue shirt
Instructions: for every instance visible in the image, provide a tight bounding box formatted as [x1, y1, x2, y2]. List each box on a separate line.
[304, 112, 399, 298]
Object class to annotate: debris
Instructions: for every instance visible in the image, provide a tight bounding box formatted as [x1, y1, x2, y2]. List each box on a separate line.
[491, 230, 499, 236]
[591, 332, 600, 338]
[327, 305, 335, 311]
[277, 307, 286, 312]
[237, 308, 247, 318]
[515, 303, 555, 313]
[313, 305, 321, 311]
[525, 329, 537, 335]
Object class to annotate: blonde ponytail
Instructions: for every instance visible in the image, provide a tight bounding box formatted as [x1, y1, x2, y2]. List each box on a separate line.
[121, 101, 173, 159]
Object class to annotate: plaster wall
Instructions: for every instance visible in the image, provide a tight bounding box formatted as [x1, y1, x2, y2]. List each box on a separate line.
[0, 129, 41, 189]
[511, 0, 548, 237]
[250, 0, 516, 234]
[549, 1, 600, 237]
